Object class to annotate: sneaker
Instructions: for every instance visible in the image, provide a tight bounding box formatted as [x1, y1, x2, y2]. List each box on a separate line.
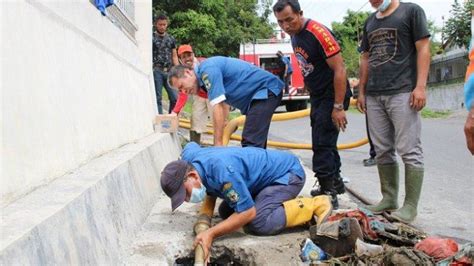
[363, 157, 376, 167]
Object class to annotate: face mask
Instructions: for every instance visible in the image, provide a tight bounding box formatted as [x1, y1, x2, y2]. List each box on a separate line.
[190, 185, 207, 203]
[377, 0, 391, 12]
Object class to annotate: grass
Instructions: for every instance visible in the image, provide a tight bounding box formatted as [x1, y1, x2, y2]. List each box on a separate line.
[421, 108, 451, 118]
[345, 106, 451, 119]
[346, 106, 362, 114]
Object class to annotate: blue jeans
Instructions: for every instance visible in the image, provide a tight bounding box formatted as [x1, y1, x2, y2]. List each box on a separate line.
[218, 173, 305, 235]
[153, 70, 177, 114]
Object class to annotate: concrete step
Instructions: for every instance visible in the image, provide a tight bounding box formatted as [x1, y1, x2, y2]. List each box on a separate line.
[0, 133, 181, 265]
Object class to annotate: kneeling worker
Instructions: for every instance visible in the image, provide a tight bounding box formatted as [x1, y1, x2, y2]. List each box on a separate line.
[160, 142, 332, 259]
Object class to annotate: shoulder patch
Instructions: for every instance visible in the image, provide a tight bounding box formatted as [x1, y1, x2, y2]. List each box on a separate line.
[225, 189, 240, 203]
[222, 182, 239, 203]
[306, 21, 340, 58]
[202, 73, 212, 91]
[222, 182, 232, 192]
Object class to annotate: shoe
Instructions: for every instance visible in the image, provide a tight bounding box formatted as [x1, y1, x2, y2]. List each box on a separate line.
[334, 175, 346, 194]
[363, 157, 376, 167]
[310, 178, 340, 210]
[311, 177, 345, 195]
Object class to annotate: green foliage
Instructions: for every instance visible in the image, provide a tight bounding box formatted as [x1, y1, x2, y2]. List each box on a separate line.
[331, 10, 370, 78]
[340, 37, 360, 78]
[153, 0, 274, 57]
[167, 10, 219, 56]
[331, 10, 371, 43]
[443, 0, 473, 48]
[427, 20, 442, 55]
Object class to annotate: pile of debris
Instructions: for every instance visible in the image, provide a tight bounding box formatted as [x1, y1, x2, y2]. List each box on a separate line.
[300, 208, 473, 265]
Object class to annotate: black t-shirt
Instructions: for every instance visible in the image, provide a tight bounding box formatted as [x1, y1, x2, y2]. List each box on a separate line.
[360, 2, 430, 96]
[291, 19, 341, 98]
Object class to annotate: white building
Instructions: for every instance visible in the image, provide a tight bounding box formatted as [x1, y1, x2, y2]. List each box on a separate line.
[1, 0, 157, 206]
[1, 1, 182, 263]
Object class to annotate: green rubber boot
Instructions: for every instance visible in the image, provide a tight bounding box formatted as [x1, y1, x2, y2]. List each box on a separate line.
[366, 163, 399, 214]
[190, 130, 201, 144]
[390, 165, 424, 223]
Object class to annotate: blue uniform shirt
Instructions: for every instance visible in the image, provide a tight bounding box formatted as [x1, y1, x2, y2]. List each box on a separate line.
[181, 142, 305, 213]
[465, 39, 474, 111]
[196, 56, 284, 114]
[282, 56, 293, 74]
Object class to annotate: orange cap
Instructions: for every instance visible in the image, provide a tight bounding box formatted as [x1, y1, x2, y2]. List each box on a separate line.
[178, 44, 193, 56]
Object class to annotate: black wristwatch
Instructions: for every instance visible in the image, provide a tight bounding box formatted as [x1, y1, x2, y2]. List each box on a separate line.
[333, 103, 344, 111]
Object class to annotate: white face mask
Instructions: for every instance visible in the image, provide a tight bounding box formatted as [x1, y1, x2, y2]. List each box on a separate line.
[378, 0, 391, 12]
[190, 185, 207, 203]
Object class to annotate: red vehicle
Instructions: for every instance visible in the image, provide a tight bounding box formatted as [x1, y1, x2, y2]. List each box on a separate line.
[239, 37, 309, 111]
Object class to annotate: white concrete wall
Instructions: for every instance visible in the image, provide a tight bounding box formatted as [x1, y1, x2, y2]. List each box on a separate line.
[1, 0, 156, 207]
[427, 83, 465, 111]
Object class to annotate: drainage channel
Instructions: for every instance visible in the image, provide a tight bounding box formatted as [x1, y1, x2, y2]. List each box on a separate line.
[174, 246, 248, 266]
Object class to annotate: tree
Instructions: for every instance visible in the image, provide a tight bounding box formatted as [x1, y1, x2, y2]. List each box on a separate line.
[331, 10, 371, 43]
[331, 10, 370, 78]
[153, 0, 274, 57]
[339, 37, 360, 78]
[443, 0, 473, 49]
[427, 20, 442, 55]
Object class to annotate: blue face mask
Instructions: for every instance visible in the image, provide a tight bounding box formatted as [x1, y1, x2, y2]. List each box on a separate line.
[190, 185, 207, 203]
[378, 0, 391, 12]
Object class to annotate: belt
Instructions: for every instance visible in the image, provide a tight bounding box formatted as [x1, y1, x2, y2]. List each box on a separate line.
[154, 66, 169, 73]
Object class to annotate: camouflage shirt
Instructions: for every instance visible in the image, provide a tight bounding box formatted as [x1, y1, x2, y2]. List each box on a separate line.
[152, 32, 176, 71]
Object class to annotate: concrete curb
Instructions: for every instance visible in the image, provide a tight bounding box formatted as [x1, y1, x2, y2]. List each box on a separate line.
[0, 133, 181, 265]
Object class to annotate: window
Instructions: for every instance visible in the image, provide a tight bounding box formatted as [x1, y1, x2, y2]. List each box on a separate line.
[107, 0, 138, 41]
[91, 0, 138, 42]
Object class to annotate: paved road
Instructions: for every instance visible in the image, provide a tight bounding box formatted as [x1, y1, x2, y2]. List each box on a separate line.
[268, 108, 474, 242]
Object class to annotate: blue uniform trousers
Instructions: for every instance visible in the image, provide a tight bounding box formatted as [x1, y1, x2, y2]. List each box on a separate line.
[218, 173, 305, 235]
[241, 91, 282, 148]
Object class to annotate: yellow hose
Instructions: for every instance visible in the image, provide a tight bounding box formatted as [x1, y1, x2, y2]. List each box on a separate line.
[179, 108, 369, 149]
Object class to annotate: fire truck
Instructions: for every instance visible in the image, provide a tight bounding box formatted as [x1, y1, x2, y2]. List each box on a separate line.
[239, 37, 309, 112]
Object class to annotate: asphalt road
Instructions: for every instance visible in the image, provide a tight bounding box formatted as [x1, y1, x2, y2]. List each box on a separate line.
[268, 107, 474, 243]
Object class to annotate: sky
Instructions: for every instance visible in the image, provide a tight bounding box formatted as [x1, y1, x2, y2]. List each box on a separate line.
[269, 0, 456, 35]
